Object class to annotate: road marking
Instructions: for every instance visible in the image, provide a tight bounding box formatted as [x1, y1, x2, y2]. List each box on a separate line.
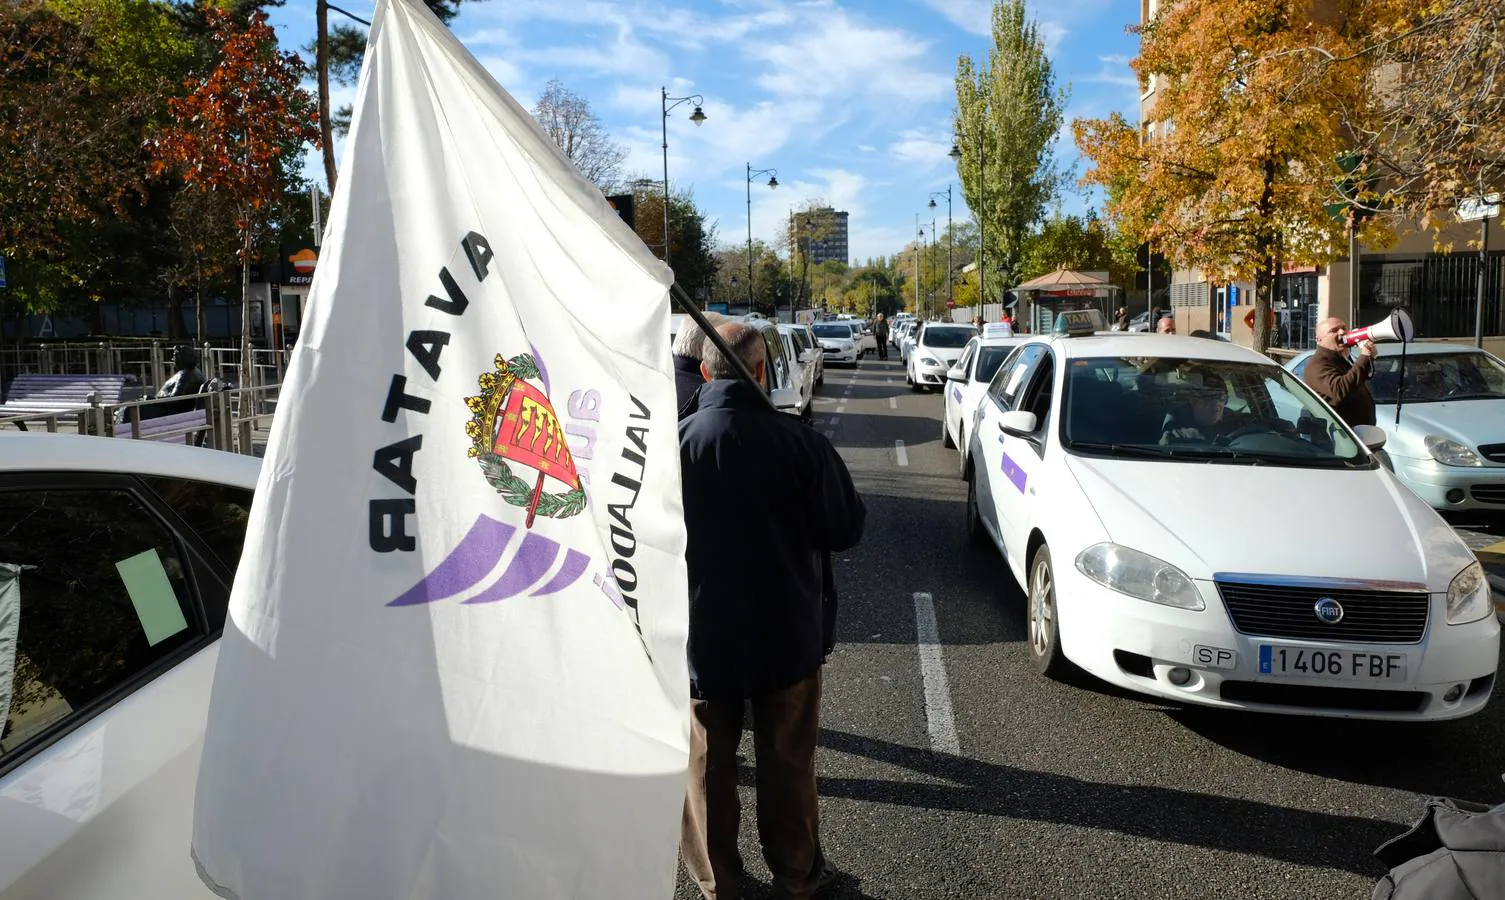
[1479, 539, 1505, 555]
[895, 440, 908, 466]
[888, 397, 897, 409]
[835, 404, 846, 414]
[824, 429, 836, 438]
[913, 592, 960, 755]
[829, 417, 840, 425]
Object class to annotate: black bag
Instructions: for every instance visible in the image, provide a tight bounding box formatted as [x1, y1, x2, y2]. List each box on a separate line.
[1373, 794, 1505, 899]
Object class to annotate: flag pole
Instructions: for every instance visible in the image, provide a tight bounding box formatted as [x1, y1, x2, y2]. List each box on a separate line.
[670, 282, 775, 411]
[525, 471, 547, 528]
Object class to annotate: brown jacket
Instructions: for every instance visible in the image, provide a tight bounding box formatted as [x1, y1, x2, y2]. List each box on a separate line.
[1304, 346, 1376, 427]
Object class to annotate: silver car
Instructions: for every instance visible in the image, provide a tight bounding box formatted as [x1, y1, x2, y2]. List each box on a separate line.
[1287, 342, 1505, 512]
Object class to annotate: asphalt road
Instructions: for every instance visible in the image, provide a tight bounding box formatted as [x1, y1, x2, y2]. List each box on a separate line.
[674, 351, 1505, 900]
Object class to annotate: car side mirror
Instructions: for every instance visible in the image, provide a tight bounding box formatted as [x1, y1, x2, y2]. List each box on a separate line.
[800, 349, 819, 364]
[771, 387, 801, 412]
[998, 410, 1038, 436]
[946, 367, 966, 383]
[1352, 423, 1387, 451]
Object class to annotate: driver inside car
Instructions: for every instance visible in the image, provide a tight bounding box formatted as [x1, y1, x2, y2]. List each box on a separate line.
[1160, 371, 1248, 444]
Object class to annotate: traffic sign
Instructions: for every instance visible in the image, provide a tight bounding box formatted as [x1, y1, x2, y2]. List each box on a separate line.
[0, 255, 7, 289]
[1458, 194, 1501, 223]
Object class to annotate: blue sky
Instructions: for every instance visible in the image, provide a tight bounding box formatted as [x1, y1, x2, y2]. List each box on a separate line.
[267, 0, 1141, 263]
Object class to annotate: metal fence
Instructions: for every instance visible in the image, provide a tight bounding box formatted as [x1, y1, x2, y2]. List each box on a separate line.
[0, 381, 278, 456]
[1, 340, 285, 395]
[1360, 251, 1505, 339]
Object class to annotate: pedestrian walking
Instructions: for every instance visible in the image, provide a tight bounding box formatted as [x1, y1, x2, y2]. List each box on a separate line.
[873, 313, 890, 361]
[679, 322, 866, 900]
[1304, 316, 1377, 427]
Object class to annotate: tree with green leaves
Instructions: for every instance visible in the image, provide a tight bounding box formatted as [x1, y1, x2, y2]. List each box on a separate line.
[953, 0, 1067, 298]
[628, 183, 717, 298]
[149, 6, 318, 385]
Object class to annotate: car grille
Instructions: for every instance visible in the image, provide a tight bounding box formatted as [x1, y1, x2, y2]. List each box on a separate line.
[1215, 580, 1429, 644]
[1471, 485, 1505, 504]
[1219, 681, 1427, 713]
[1476, 443, 1505, 463]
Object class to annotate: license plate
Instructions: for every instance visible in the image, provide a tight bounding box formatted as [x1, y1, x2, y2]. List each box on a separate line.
[1258, 645, 1407, 681]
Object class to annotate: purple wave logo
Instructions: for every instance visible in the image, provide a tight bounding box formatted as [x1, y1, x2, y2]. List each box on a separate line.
[388, 514, 590, 607]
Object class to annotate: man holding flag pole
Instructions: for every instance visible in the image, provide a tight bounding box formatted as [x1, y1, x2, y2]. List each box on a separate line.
[187, 1, 757, 897]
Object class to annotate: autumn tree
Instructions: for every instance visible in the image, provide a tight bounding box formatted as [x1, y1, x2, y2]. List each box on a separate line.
[150, 7, 318, 387]
[627, 182, 718, 297]
[953, 0, 1066, 300]
[531, 79, 627, 192]
[1075, 1, 1370, 352]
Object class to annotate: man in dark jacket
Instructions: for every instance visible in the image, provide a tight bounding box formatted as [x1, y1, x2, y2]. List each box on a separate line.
[1304, 316, 1377, 427]
[673, 312, 727, 420]
[679, 322, 866, 900]
[872, 314, 889, 360]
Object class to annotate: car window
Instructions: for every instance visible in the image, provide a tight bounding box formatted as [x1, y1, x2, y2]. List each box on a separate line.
[763, 328, 791, 390]
[1018, 352, 1056, 438]
[988, 344, 1047, 411]
[1292, 357, 1310, 378]
[138, 476, 253, 576]
[1371, 352, 1505, 403]
[957, 341, 977, 375]
[975, 347, 1014, 385]
[922, 327, 976, 349]
[0, 488, 207, 763]
[812, 324, 849, 339]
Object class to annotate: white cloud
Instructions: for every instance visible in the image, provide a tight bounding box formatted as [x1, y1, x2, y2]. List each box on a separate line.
[889, 128, 952, 168]
[858, 144, 877, 153]
[745, 8, 952, 104]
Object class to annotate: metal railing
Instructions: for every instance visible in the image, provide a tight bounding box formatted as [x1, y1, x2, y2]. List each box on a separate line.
[2, 340, 287, 396]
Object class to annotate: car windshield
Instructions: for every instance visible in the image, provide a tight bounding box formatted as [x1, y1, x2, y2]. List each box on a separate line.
[1062, 356, 1368, 467]
[813, 324, 851, 338]
[1371, 351, 1505, 403]
[922, 327, 976, 349]
[975, 347, 1014, 383]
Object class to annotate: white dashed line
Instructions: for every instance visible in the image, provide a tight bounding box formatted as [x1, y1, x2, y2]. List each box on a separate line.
[914, 592, 960, 755]
[835, 405, 846, 414]
[895, 440, 908, 466]
[829, 417, 840, 425]
[888, 397, 897, 409]
[824, 429, 836, 438]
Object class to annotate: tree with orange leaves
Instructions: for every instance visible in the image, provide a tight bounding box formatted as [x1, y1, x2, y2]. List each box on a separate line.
[149, 5, 318, 388]
[1074, 1, 1376, 353]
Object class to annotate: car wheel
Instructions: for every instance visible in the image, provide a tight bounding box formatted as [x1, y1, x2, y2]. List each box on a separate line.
[942, 417, 956, 449]
[965, 470, 988, 546]
[1027, 544, 1069, 679]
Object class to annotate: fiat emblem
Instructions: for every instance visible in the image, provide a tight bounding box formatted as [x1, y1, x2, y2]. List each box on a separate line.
[1314, 597, 1345, 624]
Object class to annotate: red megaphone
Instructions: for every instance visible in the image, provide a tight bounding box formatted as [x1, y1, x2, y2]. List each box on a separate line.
[1342, 309, 1414, 345]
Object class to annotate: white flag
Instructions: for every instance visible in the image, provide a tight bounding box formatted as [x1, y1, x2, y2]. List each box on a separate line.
[190, 0, 689, 896]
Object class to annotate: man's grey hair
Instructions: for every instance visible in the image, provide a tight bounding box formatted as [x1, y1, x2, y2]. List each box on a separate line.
[672, 312, 729, 359]
[700, 322, 767, 381]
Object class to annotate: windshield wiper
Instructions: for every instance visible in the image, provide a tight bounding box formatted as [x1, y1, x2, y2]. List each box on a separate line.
[1157, 446, 1266, 465]
[1436, 392, 1505, 401]
[1066, 441, 1178, 459]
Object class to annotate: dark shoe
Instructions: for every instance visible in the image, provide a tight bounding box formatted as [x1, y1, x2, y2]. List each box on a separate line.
[773, 864, 845, 900]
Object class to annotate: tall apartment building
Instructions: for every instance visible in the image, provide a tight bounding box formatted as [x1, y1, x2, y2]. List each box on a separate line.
[796, 208, 850, 265]
[1137, 0, 1502, 350]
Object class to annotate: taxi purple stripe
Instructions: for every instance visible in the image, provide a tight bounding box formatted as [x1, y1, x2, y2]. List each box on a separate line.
[1000, 452, 1027, 493]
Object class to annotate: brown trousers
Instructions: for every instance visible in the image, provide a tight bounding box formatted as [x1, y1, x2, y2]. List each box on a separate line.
[681, 671, 828, 900]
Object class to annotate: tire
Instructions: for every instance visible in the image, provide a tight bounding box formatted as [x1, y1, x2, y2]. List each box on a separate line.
[965, 470, 988, 546]
[1027, 545, 1069, 679]
[942, 417, 956, 449]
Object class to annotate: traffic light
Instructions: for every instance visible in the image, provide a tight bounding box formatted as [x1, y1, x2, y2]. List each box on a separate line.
[606, 194, 636, 229]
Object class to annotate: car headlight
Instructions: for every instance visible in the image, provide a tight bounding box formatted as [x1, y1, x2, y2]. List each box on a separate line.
[1424, 435, 1483, 466]
[1075, 543, 1204, 610]
[1446, 561, 1492, 625]
[919, 355, 941, 367]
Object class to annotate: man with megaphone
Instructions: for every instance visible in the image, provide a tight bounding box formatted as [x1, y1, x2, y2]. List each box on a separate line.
[1304, 316, 1379, 428]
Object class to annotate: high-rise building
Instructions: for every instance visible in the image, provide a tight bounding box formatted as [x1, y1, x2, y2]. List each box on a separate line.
[795, 208, 850, 265]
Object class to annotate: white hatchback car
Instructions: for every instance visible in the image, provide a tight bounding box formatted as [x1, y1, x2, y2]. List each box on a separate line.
[943, 334, 1027, 473]
[0, 434, 258, 898]
[810, 321, 861, 367]
[965, 315, 1500, 720]
[907, 323, 978, 392]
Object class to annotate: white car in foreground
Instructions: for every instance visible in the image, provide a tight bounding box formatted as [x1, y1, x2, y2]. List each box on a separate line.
[943, 334, 1026, 473]
[0, 434, 258, 898]
[907, 323, 978, 392]
[811, 321, 861, 367]
[966, 314, 1499, 720]
[776, 323, 817, 421]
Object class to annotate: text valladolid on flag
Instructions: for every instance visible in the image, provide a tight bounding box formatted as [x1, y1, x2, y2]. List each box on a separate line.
[190, 0, 689, 896]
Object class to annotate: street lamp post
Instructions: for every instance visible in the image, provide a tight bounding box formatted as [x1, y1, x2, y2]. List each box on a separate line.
[929, 187, 953, 308]
[913, 214, 922, 317]
[660, 87, 707, 271]
[951, 129, 983, 313]
[745, 163, 778, 316]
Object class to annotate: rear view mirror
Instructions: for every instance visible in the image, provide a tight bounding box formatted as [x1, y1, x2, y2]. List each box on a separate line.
[946, 367, 966, 383]
[800, 349, 819, 364]
[1352, 424, 1387, 451]
[771, 387, 801, 412]
[998, 410, 1038, 436]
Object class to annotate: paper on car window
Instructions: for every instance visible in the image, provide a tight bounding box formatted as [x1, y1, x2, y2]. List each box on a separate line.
[115, 549, 188, 646]
[1004, 362, 1029, 397]
[0, 564, 23, 732]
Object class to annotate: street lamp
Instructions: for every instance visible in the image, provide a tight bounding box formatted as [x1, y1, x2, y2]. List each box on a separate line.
[929, 186, 953, 308]
[661, 87, 707, 271]
[950, 132, 984, 312]
[746, 163, 778, 316]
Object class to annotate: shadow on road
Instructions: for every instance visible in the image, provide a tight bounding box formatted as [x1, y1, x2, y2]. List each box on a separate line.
[801, 728, 1399, 878]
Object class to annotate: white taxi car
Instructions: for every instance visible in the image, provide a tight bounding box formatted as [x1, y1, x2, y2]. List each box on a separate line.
[965, 311, 1499, 720]
[0, 434, 258, 898]
[811, 321, 861, 367]
[907, 323, 978, 392]
[943, 333, 1027, 474]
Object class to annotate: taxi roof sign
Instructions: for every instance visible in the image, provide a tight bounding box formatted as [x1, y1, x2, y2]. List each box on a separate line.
[981, 322, 1015, 339]
[1054, 309, 1104, 336]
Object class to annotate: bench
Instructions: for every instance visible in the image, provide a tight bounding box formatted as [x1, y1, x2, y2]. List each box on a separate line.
[110, 405, 212, 445]
[0, 374, 144, 432]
